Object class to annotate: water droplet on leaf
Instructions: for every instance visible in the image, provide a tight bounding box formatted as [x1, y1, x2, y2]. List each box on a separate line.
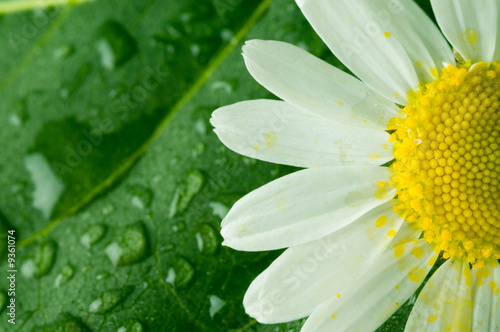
[24, 153, 65, 219]
[105, 222, 148, 266]
[209, 295, 226, 318]
[128, 185, 153, 210]
[118, 320, 144, 332]
[88, 286, 134, 314]
[173, 257, 194, 288]
[211, 80, 236, 94]
[209, 201, 229, 219]
[53, 44, 74, 59]
[165, 268, 176, 285]
[97, 20, 138, 70]
[196, 224, 218, 254]
[54, 264, 74, 287]
[22, 241, 56, 278]
[39, 313, 91, 332]
[80, 224, 106, 248]
[176, 170, 204, 214]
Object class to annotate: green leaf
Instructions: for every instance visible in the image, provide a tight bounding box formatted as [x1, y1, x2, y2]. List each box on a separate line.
[0, 0, 435, 331]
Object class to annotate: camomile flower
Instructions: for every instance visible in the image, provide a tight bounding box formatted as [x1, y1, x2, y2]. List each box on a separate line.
[210, 0, 500, 330]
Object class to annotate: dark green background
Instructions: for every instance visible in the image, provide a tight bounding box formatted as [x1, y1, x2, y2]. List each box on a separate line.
[0, 0, 436, 330]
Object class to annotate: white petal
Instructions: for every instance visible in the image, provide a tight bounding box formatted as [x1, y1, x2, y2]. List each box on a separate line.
[496, 5, 500, 61]
[431, 0, 498, 63]
[405, 258, 473, 331]
[296, 0, 454, 104]
[243, 40, 400, 129]
[301, 240, 436, 332]
[221, 165, 396, 251]
[471, 261, 500, 332]
[211, 100, 393, 168]
[244, 201, 405, 323]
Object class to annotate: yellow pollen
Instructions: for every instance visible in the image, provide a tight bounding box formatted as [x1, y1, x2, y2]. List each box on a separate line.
[384, 31, 391, 38]
[389, 61, 500, 267]
[376, 215, 387, 227]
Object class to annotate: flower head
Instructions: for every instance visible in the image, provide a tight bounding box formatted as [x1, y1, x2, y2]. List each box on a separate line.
[211, 0, 500, 330]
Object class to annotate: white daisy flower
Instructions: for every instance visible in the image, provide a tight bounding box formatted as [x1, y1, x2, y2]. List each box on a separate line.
[210, 0, 500, 331]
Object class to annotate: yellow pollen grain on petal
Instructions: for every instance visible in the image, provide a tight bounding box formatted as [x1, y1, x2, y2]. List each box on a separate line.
[427, 315, 437, 323]
[475, 268, 491, 279]
[338, 101, 343, 105]
[490, 281, 497, 288]
[430, 67, 438, 77]
[265, 131, 277, 148]
[411, 246, 424, 258]
[384, 31, 391, 37]
[369, 153, 380, 160]
[463, 266, 472, 287]
[387, 229, 397, 237]
[336, 293, 341, 298]
[375, 215, 387, 228]
[395, 285, 400, 289]
[394, 244, 404, 257]
[254, 144, 260, 151]
[331, 314, 336, 319]
[464, 27, 478, 44]
[428, 256, 437, 266]
[408, 266, 425, 283]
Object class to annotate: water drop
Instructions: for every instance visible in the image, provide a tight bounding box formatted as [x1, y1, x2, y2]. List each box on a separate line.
[118, 320, 144, 332]
[196, 224, 218, 255]
[209, 202, 229, 219]
[53, 44, 74, 59]
[220, 29, 234, 42]
[195, 233, 203, 252]
[21, 259, 36, 278]
[9, 114, 21, 127]
[173, 257, 194, 288]
[211, 80, 235, 94]
[88, 286, 134, 314]
[80, 224, 106, 248]
[105, 242, 123, 266]
[209, 295, 226, 318]
[22, 241, 56, 278]
[54, 264, 74, 288]
[194, 118, 207, 135]
[153, 22, 183, 43]
[165, 268, 176, 285]
[24, 153, 65, 219]
[128, 185, 153, 210]
[192, 143, 205, 156]
[40, 313, 90, 331]
[10, 98, 29, 127]
[96, 272, 110, 280]
[105, 222, 148, 266]
[97, 20, 138, 70]
[102, 203, 115, 216]
[177, 170, 204, 213]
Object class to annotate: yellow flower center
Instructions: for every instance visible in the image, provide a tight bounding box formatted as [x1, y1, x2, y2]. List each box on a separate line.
[388, 61, 500, 267]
